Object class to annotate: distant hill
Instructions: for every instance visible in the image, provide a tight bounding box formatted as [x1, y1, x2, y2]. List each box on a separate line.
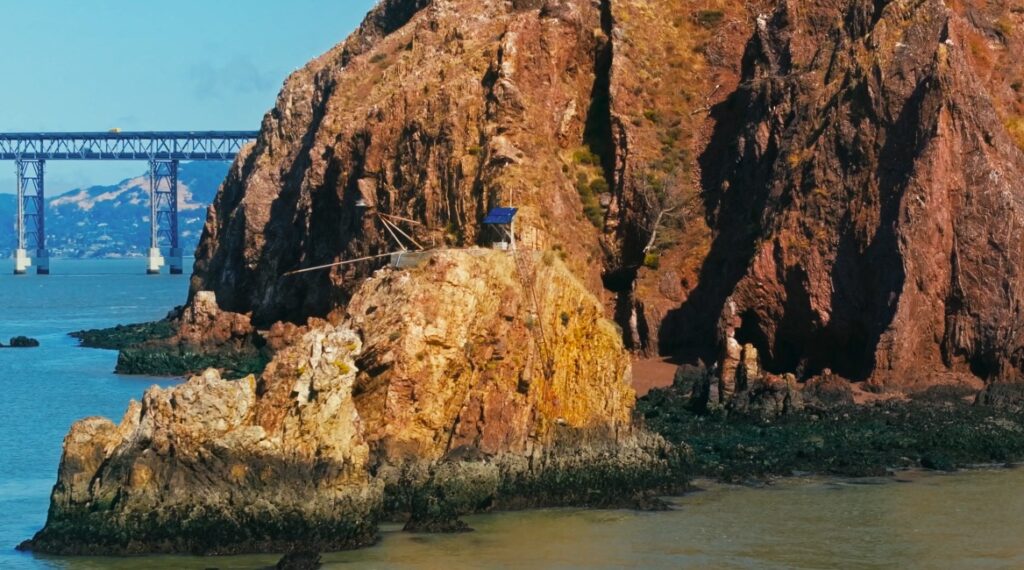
[0, 161, 228, 258]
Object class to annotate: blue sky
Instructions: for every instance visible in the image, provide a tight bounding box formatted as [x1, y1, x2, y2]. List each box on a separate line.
[0, 0, 377, 194]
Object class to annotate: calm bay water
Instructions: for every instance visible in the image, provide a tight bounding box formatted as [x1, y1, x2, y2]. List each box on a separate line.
[2, 259, 1023, 569]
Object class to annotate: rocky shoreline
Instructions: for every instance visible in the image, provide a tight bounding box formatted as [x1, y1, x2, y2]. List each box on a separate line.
[23, 250, 690, 556]
[20, 431, 684, 556]
[71, 299, 269, 378]
[639, 377, 1024, 482]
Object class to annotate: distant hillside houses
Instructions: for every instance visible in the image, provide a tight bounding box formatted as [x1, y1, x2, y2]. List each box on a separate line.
[0, 161, 228, 259]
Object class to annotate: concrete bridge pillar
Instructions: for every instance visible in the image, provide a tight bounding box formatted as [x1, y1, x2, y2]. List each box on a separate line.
[148, 159, 180, 275]
[13, 159, 48, 275]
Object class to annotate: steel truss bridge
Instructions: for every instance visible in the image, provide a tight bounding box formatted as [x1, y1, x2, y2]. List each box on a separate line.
[2, 131, 258, 274]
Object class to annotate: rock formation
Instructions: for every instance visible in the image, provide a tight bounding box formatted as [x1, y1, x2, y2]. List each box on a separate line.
[182, 0, 1024, 388]
[28, 0, 1024, 554]
[24, 251, 683, 555]
[112, 291, 268, 377]
[663, 0, 1024, 389]
[191, 0, 615, 326]
[2, 336, 40, 348]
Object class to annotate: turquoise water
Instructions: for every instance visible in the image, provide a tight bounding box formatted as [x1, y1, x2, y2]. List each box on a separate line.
[2, 260, 1024, 569]
[0, 259, 186, 569]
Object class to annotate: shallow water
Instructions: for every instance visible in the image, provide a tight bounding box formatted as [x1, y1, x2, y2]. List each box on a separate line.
[0, 259, 185, 570]
[2, 260, 1023, 569]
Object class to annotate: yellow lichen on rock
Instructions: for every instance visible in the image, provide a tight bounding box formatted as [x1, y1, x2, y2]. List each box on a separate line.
[345, 248, 634, 460]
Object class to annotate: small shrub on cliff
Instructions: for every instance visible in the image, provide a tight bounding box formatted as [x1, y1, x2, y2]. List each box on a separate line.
[643, 252, 661, 270]
[694, 10, 725, 29]
[643, 109, 662, 124]
[575, 175, 605, 227]
[572, 146, 600, 166]
[369, 52, 388, 65]
[1007, 116, 1024, 151]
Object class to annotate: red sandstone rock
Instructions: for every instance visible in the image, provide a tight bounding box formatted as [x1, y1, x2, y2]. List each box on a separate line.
[185, 0, 1024, 390]
[664, 0, 1024, 388]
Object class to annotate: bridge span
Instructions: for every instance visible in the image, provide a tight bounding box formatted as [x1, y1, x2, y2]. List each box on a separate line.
[1, 131, 258, 274]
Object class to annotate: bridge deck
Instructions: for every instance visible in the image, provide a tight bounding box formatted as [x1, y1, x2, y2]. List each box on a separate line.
[0, 131, 260, 160]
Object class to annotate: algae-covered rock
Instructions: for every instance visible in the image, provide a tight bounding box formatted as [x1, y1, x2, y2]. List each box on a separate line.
[72, 293, 269, 377]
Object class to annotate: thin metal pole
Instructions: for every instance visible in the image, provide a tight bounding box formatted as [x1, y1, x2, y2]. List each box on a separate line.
[149, 160, 158, 250]
[281, 251, 406, 277]
[36, 160, 46, 253]
[15, 161, 24, 250]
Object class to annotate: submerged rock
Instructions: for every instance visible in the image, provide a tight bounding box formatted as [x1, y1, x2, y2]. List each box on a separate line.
[6, 336, 39, 348]
[24, 250, 686, 555]
[275, 551, 323, 570]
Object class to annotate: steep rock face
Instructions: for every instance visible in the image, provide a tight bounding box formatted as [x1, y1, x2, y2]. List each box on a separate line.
[663, 0, 1024, 388]
[185, 0, 1024, 386]
[26, 250, 677, 555]
[192, 0, 612, 326]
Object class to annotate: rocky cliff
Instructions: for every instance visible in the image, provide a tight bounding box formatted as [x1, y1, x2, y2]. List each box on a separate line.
[664, 0, 1024, 389]
[191, 0, 614, 325]
[25, 250, 681, 555]
[26, 0, 1024, 556]
[186, 0, 1024, 388]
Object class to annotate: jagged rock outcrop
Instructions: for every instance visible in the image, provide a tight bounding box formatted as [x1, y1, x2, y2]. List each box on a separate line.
[664, 0, 1024, 388]
[113, 291, 269, 376]
[24, 250, 683, 555]
[343, 250, 634, 459]
[191, 0, 614, 326]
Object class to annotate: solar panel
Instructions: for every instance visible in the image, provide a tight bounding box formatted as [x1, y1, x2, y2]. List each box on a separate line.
[483, 207, 518, 225]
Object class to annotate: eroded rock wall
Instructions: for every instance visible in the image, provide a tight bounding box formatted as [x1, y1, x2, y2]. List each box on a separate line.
[662, 0, 1024, 388]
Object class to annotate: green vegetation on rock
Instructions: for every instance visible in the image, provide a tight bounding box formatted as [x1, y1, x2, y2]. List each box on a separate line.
[71, 321, 175, 350]
[639, 387, 1024, 482]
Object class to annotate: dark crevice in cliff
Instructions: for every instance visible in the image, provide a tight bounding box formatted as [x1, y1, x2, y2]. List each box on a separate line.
[658, 41, 779, 363]
[589, 0, 647, 351]
[584, 0, 615, 184]
[662, 2, 939, 381]
[249, 78, 339, 326]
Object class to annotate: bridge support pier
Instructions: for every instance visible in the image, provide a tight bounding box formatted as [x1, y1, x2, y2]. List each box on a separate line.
[14, 159, 48, 275]
[148, 159, 180, 275]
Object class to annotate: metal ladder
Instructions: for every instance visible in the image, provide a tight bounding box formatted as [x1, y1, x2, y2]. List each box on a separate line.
[512, 250, 554, 381]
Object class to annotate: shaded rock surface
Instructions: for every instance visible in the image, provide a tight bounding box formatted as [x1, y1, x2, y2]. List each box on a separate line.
[25, 250, 684, 555]
[663, 0, 1024, 389]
